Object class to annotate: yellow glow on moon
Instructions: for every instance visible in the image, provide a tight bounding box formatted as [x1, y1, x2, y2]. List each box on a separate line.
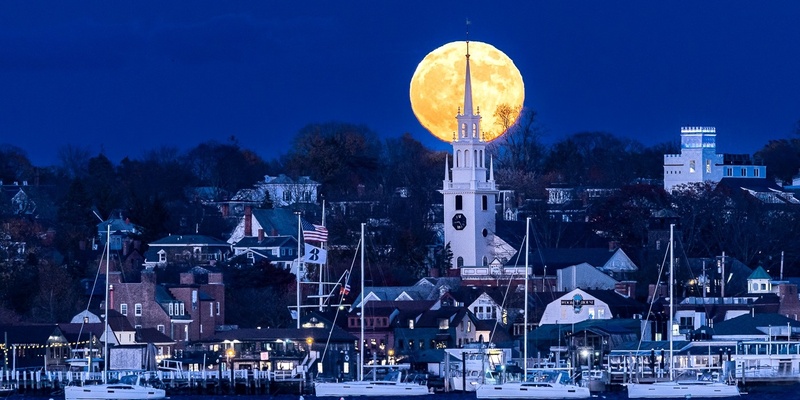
[410, 41, 524, 143]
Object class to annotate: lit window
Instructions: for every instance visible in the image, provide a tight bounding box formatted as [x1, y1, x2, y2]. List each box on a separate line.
[409, 319, 415, 329]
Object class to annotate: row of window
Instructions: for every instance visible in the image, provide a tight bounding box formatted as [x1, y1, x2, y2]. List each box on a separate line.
[119, 301, 220, 317]
[119, 303, 142, 316]
[674, 162, 762, 178]
[454, 195, 490, 211]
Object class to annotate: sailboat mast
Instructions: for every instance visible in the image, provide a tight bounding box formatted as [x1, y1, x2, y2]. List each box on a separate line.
[669, 223, 674, 382]
[359, 222, 365, 382]
[104, 223, 110, 384]
[524, 217, 530, 379]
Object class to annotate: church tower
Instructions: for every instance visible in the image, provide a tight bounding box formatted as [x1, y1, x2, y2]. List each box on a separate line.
[440, 41, 498, 271]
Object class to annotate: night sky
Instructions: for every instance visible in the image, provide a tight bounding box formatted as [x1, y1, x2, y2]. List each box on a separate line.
[2, 1, 800, 166]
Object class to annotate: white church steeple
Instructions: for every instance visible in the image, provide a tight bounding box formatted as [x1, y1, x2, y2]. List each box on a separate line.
[440, 38, 498, 271]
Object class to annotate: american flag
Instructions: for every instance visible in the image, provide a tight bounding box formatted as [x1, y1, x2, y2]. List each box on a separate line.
[339, 283, 351, 296]
[302, 220, 328, 243]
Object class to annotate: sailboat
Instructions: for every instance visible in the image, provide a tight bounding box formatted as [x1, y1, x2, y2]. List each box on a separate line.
[476, 218, 590, 399]
[64, 224, 166, 400]
[314, 223, 430, 397]
[626, 224, 739, 398]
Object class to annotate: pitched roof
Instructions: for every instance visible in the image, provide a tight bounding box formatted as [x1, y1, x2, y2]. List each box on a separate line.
[149, 234, 230, 247]
[137, 328, 175, 344]
[748, 266, 771, 280]
[520, 248, 619, 272]
[712, 313, 800, 336]
[233, 235, 295, 248]
[252, 208, 301, 236]
[58, 322, 104, 343]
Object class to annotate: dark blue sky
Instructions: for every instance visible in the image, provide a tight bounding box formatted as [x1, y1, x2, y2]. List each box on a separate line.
[2, 1, 800, 166]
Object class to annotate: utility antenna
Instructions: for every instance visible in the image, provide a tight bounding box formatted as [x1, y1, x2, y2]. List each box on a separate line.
[465, 18, 471, 57]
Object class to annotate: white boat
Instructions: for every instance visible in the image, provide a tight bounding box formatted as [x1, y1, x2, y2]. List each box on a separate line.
[626, 225, 739, 398]
[315, 370, 430, 397]
[475, 218, 589, 399]
[314, 223, 430, 397]
[64, 375, 166, 400]
[64, 225, 166, 400]
[626, 379, 740, 398]
[447, 347, 507, 392]
[475, 371, 590, 399]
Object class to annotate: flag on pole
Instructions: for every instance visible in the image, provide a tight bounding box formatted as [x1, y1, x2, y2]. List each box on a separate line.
[339, 271, 351, 296]
[340, 283, 351, 296]
[302, 220, 328, 243]
[304, 243, 327, 264]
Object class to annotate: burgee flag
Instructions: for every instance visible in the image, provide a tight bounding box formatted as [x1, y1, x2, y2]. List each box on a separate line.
[304, 243, 327, 264]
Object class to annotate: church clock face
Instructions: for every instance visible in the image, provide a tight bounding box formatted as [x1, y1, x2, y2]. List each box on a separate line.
[452, 213, 467, 230]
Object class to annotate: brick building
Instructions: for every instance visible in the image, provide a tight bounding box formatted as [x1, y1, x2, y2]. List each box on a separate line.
[107, 268, 225, 351]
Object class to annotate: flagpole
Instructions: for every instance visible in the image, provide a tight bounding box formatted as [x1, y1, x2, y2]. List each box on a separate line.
[319, 200, 326, 311]
[296, 211, 302, 329]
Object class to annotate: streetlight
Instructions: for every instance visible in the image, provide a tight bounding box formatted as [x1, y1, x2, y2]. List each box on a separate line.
[306, 337, 314, 354]
[226, 347, 235, 390]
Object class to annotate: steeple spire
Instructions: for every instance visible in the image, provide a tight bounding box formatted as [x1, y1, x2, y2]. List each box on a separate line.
[463, 41, 474, 117]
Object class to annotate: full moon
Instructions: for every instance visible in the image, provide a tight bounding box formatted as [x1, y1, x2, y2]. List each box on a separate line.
[410, 41, 524, 143]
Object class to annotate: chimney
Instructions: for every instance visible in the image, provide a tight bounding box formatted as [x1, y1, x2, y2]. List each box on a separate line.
[615, 281, 636, 298]
[244, 205, 253, 237]
[221, 204, 229, 217]
[258, 229, 264, 241]
[109, 284, 114, 311]
[609, 241, 618, 252]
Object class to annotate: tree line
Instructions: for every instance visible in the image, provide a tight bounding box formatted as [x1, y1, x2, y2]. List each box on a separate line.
[0, 113, 799, 325]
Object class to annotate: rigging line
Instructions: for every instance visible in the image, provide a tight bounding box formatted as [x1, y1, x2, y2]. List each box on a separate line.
[74, 240, 108, 354]
[489, 231, 527, 344]
[636, 240, 670, 353]
[529, 217, 552, 297]
[319, 272, 351, 365]
[320, 237, 362, 364]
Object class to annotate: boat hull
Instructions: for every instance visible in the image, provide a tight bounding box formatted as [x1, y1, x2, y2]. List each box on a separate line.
[475, 382, 590, 399]
[314, 380, 430, 397]
[64, 384, 166, 400]
[626, 381, 740, 398]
